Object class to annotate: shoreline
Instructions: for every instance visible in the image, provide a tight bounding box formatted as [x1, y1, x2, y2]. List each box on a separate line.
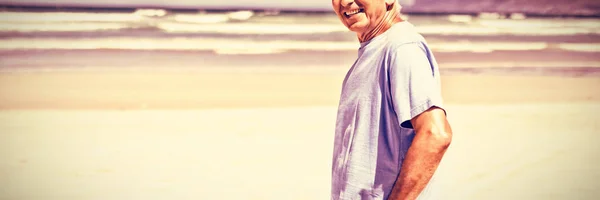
[1, 70, 598, 110]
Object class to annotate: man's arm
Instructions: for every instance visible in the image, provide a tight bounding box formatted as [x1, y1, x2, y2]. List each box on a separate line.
[388, 106, 452, 200]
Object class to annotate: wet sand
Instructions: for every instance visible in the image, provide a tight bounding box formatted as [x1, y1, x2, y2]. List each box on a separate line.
[0, 68, 599, 109]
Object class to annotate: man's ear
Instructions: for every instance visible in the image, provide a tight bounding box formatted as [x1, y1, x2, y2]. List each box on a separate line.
[385, 0, 396, 11]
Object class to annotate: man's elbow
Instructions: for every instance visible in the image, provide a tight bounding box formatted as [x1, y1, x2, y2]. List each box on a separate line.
[437, 128, 452, 150]
[411, 107, 453, 152]
[423, 127, 452, 152]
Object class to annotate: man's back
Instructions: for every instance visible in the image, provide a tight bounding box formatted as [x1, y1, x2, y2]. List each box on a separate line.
[331, 21, 443, 200]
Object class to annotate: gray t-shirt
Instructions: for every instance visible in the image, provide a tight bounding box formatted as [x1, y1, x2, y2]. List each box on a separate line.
[331, 21, 444, 200]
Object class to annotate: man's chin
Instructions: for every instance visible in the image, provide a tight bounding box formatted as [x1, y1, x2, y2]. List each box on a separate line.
[346, 22, 368, 33]
[347, 24, 367, 34]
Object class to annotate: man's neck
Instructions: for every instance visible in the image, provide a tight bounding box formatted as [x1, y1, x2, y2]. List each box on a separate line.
[358, 4, 403, 43]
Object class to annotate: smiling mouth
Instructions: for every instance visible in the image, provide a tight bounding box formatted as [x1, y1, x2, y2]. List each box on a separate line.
[344, 8, 364, 17]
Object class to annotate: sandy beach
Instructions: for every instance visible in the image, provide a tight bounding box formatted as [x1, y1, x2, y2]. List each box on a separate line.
[0, 67, 599, 200]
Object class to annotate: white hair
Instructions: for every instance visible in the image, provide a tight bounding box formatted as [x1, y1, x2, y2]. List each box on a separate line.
[397, 0, 416, 6]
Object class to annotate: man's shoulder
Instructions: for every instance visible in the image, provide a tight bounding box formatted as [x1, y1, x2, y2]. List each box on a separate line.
[382, 21, 428, 56]
[386, 22, 425, 44]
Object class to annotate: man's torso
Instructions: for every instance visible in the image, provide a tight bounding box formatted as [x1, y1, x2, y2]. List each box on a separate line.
[331, 21, 440, 200]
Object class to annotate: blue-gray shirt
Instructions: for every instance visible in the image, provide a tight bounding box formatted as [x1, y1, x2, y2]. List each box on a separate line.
[331, 21, 444, 200]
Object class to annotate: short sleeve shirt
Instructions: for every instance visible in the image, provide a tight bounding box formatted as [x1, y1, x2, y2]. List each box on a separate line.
[331, 21, 444, 200]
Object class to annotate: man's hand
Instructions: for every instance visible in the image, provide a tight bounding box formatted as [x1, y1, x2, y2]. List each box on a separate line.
[388, 106, 452, 200]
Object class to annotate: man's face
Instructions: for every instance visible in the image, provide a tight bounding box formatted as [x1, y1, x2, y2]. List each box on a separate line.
[331, 0, 391, 34]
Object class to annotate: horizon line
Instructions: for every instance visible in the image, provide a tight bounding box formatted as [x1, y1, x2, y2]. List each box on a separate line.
[1, 3, 599, 18]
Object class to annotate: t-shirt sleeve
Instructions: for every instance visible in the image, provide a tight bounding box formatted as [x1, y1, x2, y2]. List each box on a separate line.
[389, 42, 445, 129]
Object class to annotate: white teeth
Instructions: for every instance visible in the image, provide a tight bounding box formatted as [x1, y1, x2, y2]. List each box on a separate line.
[345, 9, 362, 16]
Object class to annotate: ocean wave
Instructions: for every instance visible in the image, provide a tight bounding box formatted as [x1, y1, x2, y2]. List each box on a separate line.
[0, 10, 597, 37]
[156, 21, 598, 36]
[0, 23, 133, 32]
[448, 15, 473, 23]
[415, 25, 599, 36]
[433, 42, 549, 53]
[133, 9, 168, 18]
[2, 22, 595, 36]
[417, 25, 498, 35]
[214, 48, 287, 55]
[0, 12, 145, 23]
[162, 10, 254, 24]
[0, 37, 595, 54]
[558, 43, 600, 53]
[0, 38, 359, 52]
[227, 11, 255, 21]
[156, 22, 349, 34]
[0, 19, 348, 34]
[171, 13, 230, 24]
[477, 18, 600, 29]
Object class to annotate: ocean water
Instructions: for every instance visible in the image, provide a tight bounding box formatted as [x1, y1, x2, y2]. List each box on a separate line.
[0, 9, 599, 76]
[0, 10, 598, 52]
